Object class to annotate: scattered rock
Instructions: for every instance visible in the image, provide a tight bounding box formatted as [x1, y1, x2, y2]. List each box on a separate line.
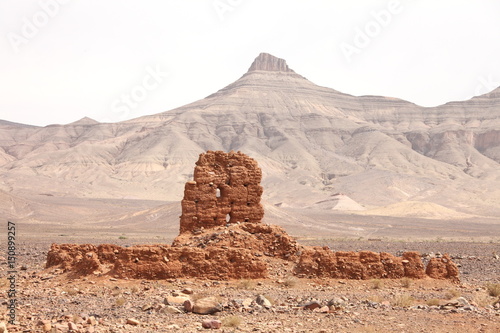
[456, 297, 471, 307]
[165, 295, 190, 306]
[182, 287, 193, 295]
[167, 324, 181, 330]
[141, 303, 154, 311]
[242, 298, 253, 308]
[68, 322, 78, 331]
[303, 301, 322, 310]
[183, 299, 195, 312]
[329, 297, 345, 307]
[160, 305, 183, 314]
[316, 305, 330, 313]
[126, 318, 140, 326]
[202, 319, 222, 329]
[256, 295, 272, 308]
[36, 320, 51, 332]
[193, 297, 221, 315]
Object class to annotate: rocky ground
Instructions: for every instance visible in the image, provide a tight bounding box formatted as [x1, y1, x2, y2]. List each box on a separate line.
[1, 239, 499, 333]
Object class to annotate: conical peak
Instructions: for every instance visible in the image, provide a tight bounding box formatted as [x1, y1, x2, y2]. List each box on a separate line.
[247, 53, 295, 73]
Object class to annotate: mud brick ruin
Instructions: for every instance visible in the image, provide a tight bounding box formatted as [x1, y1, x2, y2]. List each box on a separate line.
[46, 150, 459, 281]
[179, 150, 264, 233]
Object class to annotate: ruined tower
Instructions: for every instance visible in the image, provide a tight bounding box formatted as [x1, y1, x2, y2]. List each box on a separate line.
[179, 151, 264, 234]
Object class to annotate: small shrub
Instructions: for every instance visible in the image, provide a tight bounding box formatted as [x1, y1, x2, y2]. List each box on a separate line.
[63, 287, 78, 296]
[115, 297, 126, 306]
[118, 236, 127, 240]
[130, 285, 139, 293]
[426, 298, 440, 306]
[400, 277, 412, 288]
[474, 294, 493, 307]
[282, 276, 299, 288]
[445, 289, 461, 300]
[237, 279, 255, 290]
[368, 295, 385, 303]
[371, 279, 384, 290]
[486, 283, 500, 297]
[392, 294, 414, 307]
[222, 315, 242, 328]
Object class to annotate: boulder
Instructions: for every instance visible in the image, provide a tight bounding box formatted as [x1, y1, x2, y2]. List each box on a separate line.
[160, 306, 183, 314]
[193, 297, 221, 315]
[126, 318, 140, 326]
[255, 295, 272, 308]
[202, 319, 222, 329]
[165, 295, 190, 306]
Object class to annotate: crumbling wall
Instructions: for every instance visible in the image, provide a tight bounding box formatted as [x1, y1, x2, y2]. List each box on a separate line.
[46, 243, 267, 280]
[425, 254, 460, 282]
[45, 244, 102, 276]
[293, 248, 439, 280]
[179, 151, 264, 234]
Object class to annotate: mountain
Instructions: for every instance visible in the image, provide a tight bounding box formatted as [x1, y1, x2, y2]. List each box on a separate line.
[1, 53, 499, 235]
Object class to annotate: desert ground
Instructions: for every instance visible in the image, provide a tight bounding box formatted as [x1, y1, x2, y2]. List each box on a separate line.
[1, 216, 499, 333]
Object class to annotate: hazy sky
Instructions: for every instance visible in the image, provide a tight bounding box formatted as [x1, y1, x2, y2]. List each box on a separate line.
[1, 0, 499, 126]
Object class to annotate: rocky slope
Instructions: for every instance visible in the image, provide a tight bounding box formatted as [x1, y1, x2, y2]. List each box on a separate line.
[0, 53, 499, 226]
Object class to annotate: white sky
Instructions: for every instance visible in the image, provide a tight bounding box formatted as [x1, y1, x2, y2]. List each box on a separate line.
[1, 0, 499, 126]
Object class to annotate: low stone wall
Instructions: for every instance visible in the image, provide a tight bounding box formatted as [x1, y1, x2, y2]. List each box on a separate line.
[46, 243, 267, 280]
[294, 247, 457, 281]
[46, 242, 459, 281]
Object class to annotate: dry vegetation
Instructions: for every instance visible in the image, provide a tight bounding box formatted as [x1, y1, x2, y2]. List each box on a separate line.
[370, 279, 384, 290]
[486, 283, 500, 297]
[222, 315, 243, 328]
[392, 294, 415, 307]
